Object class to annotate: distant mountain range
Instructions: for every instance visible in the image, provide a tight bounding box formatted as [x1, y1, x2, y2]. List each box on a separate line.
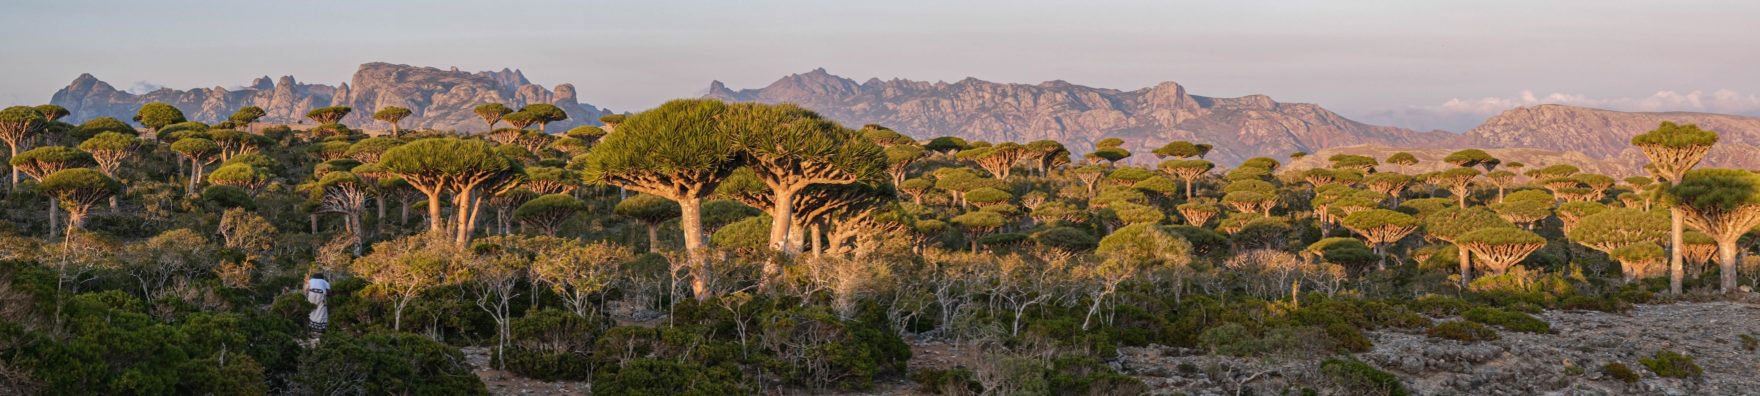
[707, 69, 1760, 172]
[47, 63, 1760, 173]
[50, 63, 612, 132]
[704, 68, 1455, 165]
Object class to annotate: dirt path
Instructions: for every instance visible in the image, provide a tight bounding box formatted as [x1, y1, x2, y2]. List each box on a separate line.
[463, 346, 591, 395]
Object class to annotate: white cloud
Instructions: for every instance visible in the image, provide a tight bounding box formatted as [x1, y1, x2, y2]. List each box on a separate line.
[1363, 89, 1760, 132]
[125, 81, 164, 95]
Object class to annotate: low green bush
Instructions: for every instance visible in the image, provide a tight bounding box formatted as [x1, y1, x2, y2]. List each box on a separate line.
[1198, 323, 1259, 356]
[1602, 362, 1639, 383]
[1047, 355, 1147, 395]
[502, 309, 605, 381]
[293, 331, 487, 395]
[1407, 295, 1472, 317]
[911, 367, 981, 395]
[1639, 350, 1702, 379]
[1424, 320, 1499, 342]
[1320, 357, 1407, 396]
[755, 306, 910, 390]
[1462, 307, 1551, 334]
[593, 358, 750, 395]
[1325, 322, 1373, 353]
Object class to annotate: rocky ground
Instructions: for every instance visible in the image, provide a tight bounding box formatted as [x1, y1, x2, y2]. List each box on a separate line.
[1120, 302, 1760, 395]
[463, 346, 590, 395]
[465, 302, 1760, 395]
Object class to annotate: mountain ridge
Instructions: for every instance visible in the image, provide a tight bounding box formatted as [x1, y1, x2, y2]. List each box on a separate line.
[704, 68, 1458, 165]
[50, 62, 612, 132]
[47, 65, 1760, 170]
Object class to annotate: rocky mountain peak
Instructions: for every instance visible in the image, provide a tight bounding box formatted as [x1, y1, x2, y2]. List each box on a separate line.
[49, 62, 611, 132]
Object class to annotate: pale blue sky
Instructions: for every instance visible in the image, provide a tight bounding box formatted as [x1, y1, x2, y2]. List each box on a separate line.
[3, 0, 1756, 131]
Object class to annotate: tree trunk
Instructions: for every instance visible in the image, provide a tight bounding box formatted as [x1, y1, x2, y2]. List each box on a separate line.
[46, 198, 58, 238]
[425, 191, 445, 233]
[1374, 244, 1387, 271]
[810, 223, 823, 257]
[462, 194, 485, 244]
[7, 145, 15, 187]
[393, 300, 407, 331]
[646, 223, 660, 253]
[1718, 238, 1739, 293]
[678, 197, 710, 301]
[351, 212, 364, 256]
[1457, 243, 1472, 288]
[769, 188, 798, 254]
[1669, 207, 1685, 294]
[376, 196, 386, 232]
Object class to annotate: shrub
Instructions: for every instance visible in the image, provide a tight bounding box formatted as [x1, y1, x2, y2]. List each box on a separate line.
[593, 358, 750, 395]
[1198, 323, 1260, 356]
[1320, 357, 1407, 396]
[1425, 320, 1499, 342]
[1741, 334, 1758, 352]
[293, 332, 486, 395]
[502, 309, 605, 381]
[1602, 362, 1640, 383]
[1046, 355, 1148, 395]
[1462, 307, 1550, 334]
[755, 306, 909, 390]
[1324, 322, 1374, 353]
[1408, 295, 1472, 317]
[912, 367, 981, 395]
[1638, 350, 1702, 379]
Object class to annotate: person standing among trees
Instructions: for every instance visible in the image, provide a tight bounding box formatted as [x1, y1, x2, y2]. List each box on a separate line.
[306, 273, 331, 338]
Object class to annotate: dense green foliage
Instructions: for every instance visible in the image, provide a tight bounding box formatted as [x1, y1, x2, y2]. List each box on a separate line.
[1638, 350, 1703, 379]
[0, 101, 1735, 395]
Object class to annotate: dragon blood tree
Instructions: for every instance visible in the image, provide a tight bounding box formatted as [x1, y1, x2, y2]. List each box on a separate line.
[1632, 121, 1718, 294]
[1159, 159, 1214, 199]
[1340, 209, 1419, 270]
[1610, 242, 1666, 283]
[39, 168, 122, 231]
[1455, 227, 1547, 277]
[1665, 168, 1760, 292]
[1425, 207, 1513, 287]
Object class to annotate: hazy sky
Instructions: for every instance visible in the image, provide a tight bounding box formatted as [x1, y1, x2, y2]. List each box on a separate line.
[3, 0, 1757, 131]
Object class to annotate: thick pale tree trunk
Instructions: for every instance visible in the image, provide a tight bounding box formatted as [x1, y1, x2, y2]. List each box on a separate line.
[1457, 243, 1472, 288]
[769, 188, 798, 254]
[810, 223, 823, 257]
[1669, 208, 1686, 294]
[424, 191, 445, 233]
[678, 197, 711, 301]
[1718, 239, 1739, 293]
